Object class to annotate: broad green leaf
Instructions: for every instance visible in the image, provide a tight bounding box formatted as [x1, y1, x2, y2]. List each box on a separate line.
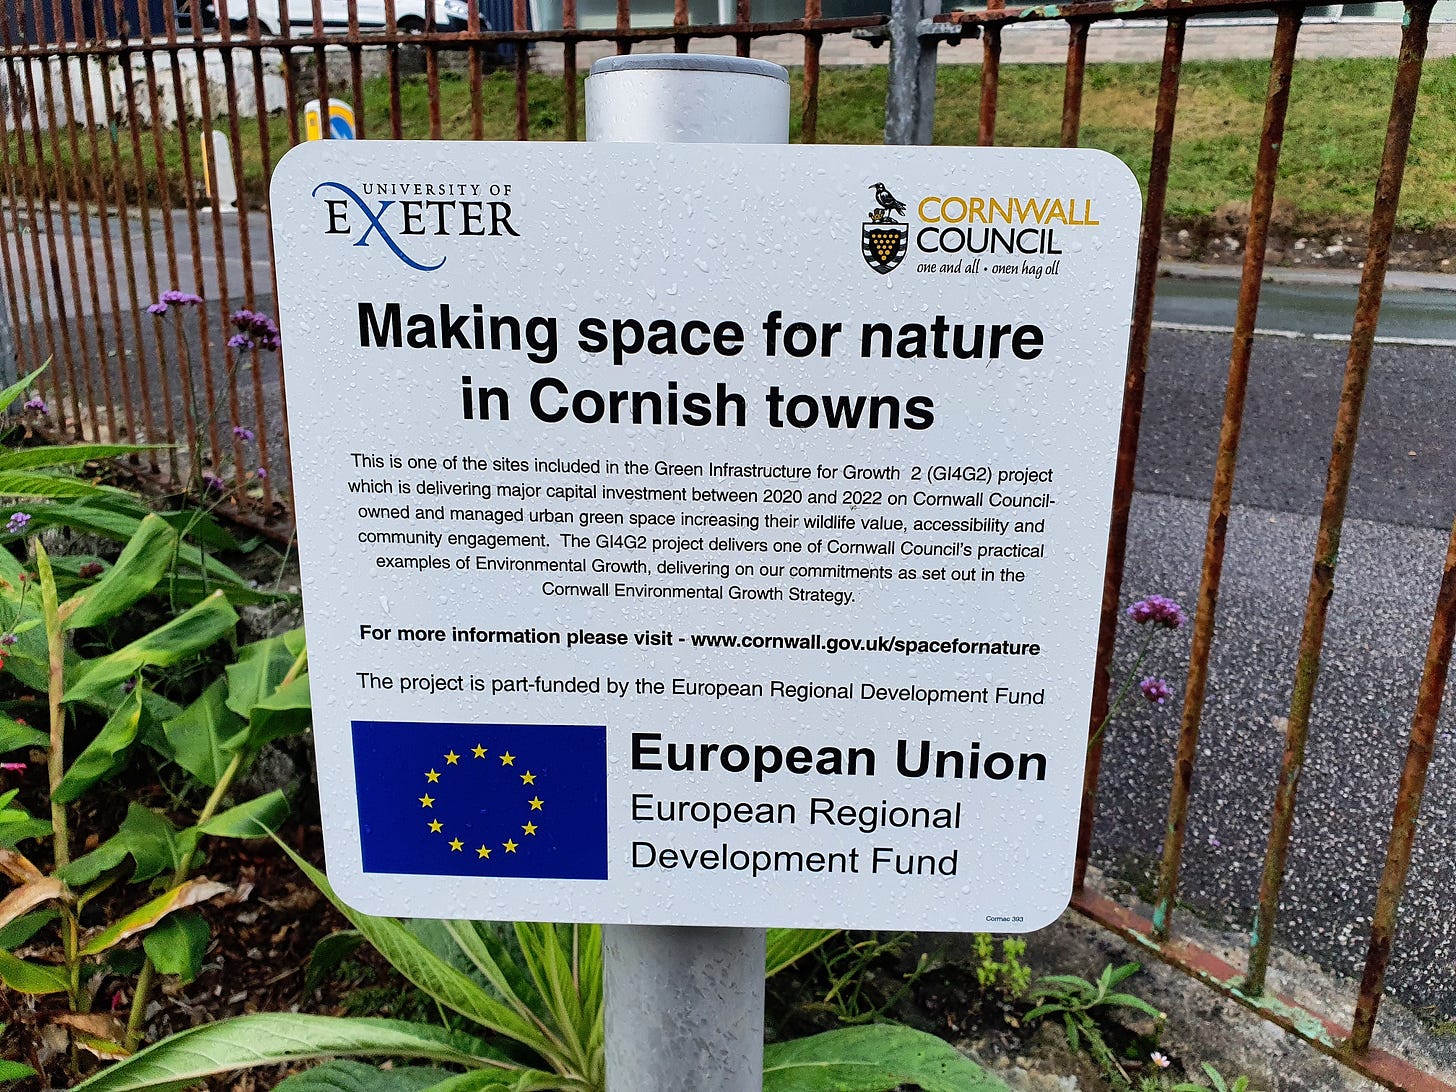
[0, 1059, 36, 1080]
[0, 908, 58, 950]
[0, 948, 68, 994]
[157, 575, 281, 608]
[511, 922, 597, 1080]
[0, 444, 164, 472]
[0, 715, 47, 754]
[274, 1060, 454, 1092]
[69, 1015, 496, 1092]
[54, 686, 147, 804]
[196, 790, 288, 838]
[242, 673, 312, 749]
[158, 680, 247, 787]
[225, 631, 305, 720]
[766, 928, 840, 977]
[64, 592, 239, 705]
[0, 472, 117, 500]
[63, 515, 178, 630]
[305, 930, 364, 993]
[762, 1025, 1012, 1092]
[0, 794, 50, 849]
[142, 910, 210, 984]
[112, 804, 188, 884]
[21, 499, 251, 587]
[424, 1070, 579, 1092]
[80, 879, 228, 956]
[56, 836, 130, 888]
[0, 365, 47, 415]
[283, 846, 548, 1051]
[151, 509, 239, 553]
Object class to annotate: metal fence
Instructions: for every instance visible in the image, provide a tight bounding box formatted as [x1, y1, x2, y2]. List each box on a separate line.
[2, 1, 1454, 1088]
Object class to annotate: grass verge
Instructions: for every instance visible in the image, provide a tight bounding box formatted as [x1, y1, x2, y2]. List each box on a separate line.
[4, 53, 1455, 232]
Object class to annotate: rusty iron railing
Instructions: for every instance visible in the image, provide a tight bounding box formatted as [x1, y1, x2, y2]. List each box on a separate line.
[1, 2, 1454, 1088]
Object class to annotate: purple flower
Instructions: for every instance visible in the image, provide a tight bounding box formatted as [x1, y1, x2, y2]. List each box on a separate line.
[201, 473, 226, 494]
[1208, 833, 1222, 848]
[0, 762, 25, 773]
[148, 289, 204, 314]
[232, 426, 255, 442]
[0, 634, 15, 647]
[1140, 676, 1172, 705]
[229, 309, 281, 352]
[255, 467, 268, 479]
[121, 679, 136, 695]
[1128, 595, 1186, 629]
[5, 512, 30, 536]
[22, 396, 47, 414]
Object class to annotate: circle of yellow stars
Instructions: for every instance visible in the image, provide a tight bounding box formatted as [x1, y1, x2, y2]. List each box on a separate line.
[419, 744, 545, 863]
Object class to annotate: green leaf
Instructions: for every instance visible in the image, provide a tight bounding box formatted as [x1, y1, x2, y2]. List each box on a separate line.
[0, 365, 46, 415]
[62, 515, 178, 630]
[64, 591, 238, 705]
[0, 472, 120, 500]
[225, 631, 305, 719]
[55, 804, 185, 886]
[1103, 991, 1164, 1019]
[762, 1026, 1011, 1092]
[69, 1015, 495, 1092]
[0, 908, 58, 950]
[274, 1060, 454, 1092]
[0, 1059, 37, 1081]
[305, 930, 364, 993]
[766, 928, 840, 977]
[242, 673, 312, 749]
[0, 792, 50, 849]
[282, 846, 551, 1054]
[54, 686, 147, 804]
[0, 716, 47, 754]
[142, 910, 210, 984]
[0, 948, 68, 994]
[423, 1070, 576, 1092]
[80, 879, 228, 957]
[196, 790, 288, 839]
[158, 680, 247, 787]
[0, 444, 165, 472]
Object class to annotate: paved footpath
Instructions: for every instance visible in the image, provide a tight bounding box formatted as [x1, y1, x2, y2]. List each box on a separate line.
[535, 20, 1456, 73]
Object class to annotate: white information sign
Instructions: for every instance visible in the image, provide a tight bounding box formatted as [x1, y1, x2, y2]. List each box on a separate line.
[270, 141, 1140, 930]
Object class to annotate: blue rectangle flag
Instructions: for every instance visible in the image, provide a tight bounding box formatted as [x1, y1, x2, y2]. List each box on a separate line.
[351, 720, 608, 880]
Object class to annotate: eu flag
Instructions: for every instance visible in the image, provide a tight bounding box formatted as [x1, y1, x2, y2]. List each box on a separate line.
[351, 720, 608, 880]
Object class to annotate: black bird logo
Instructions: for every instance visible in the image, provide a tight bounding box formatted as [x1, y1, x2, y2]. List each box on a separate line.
[869, 182, 907, 222]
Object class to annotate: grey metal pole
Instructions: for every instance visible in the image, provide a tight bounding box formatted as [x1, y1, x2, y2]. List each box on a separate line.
[585, 53, 787, 1092]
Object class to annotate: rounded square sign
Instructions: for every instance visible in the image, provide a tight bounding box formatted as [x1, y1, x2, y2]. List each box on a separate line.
[270, 141, 1141, 929]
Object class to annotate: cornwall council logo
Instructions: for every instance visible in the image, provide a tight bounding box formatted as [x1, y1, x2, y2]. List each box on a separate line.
[861, 181, 909, 275]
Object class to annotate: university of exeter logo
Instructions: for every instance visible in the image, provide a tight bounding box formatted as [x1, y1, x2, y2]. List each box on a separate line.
[861, 181, 909, 275]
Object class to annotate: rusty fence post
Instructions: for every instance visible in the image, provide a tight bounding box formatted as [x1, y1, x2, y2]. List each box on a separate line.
[1245, 0, 1438, 995]
[1151, 4, 1303, 940]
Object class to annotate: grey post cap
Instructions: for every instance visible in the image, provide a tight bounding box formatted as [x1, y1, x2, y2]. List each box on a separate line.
[588, 54, 788, 82]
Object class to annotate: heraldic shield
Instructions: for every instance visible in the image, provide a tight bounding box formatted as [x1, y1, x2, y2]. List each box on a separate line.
[862, 221, 909, 275]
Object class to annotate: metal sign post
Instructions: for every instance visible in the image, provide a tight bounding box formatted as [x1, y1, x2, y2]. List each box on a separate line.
[586, 55, 789, 1091]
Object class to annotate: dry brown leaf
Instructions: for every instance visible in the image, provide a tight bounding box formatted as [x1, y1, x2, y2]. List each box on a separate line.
[0, 876, 66, 930]
[53, 1012, 127, 1042]
[0, 847, 46, 885]
[79, 878, 230, 956]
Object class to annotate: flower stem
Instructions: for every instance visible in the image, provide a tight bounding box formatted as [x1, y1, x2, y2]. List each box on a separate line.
[1088, 629, 1158, 750]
